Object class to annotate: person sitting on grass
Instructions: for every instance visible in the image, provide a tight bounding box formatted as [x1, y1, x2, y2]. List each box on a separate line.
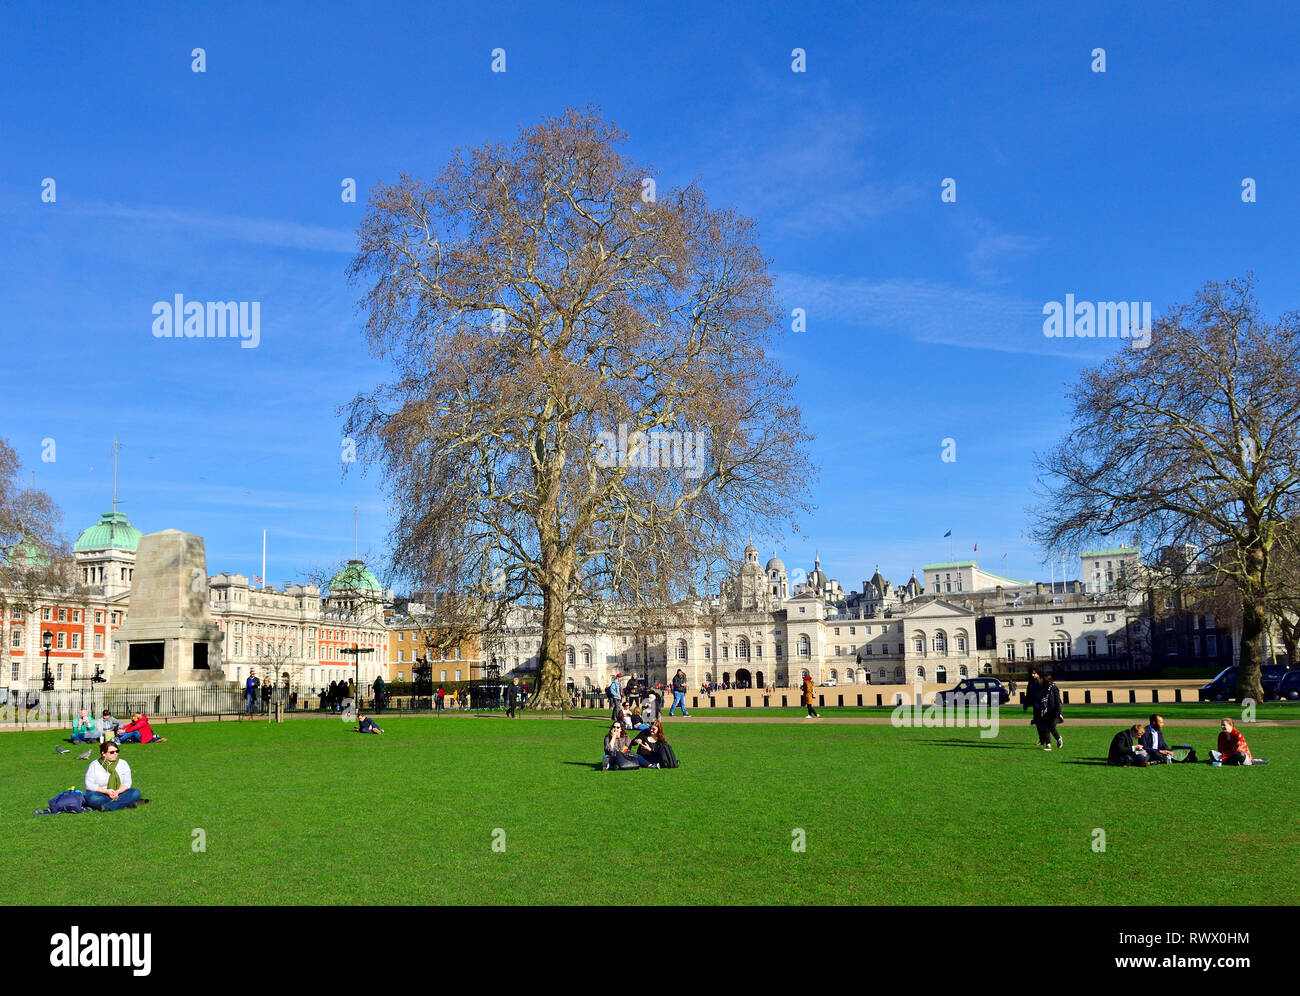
[632, 720, 667, 768]
[603, 722, 650, 768]
[1212, 718, 1268, 765]
[100, 710, 121, 741]
[1140, 714, 1176, 764]
[70, 708, 99, 745]
[357, 713, 384, 734]
[84, 741, 147, 811]
[1108, 724, 1150, 767]
[115, 713, 166, 744]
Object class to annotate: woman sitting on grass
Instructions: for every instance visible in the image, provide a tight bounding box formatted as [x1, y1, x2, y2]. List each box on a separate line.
[114, 713, 166, 745]
[632, 720, 667, 768]
[1214, 718, 1267, 765]
[603, 722, 650, 768]
[84, 741, 147, 811]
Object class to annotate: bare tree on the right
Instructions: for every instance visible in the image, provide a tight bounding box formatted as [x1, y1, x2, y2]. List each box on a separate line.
[1032, 275, 1300, 702]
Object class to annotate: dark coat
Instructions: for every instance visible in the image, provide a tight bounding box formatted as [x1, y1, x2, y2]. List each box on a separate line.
[504, 683, 518, 705]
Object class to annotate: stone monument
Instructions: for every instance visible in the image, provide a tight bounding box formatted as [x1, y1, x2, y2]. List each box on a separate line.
[111, 529, 226, 685]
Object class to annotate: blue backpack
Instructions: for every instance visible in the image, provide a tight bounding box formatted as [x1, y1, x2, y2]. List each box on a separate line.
[48, 789, 87, 814]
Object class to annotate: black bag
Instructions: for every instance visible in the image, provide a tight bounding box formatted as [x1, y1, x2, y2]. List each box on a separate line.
[657, 742, 679, 769]
[606, 752, 640, 770]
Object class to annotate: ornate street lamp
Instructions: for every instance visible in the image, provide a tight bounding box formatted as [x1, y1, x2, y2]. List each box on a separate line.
[42, 630, 54, 691]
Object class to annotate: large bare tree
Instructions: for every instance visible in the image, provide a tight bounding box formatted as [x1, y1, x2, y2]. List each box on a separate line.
[344, 108, 815, 709]
[1033, 275, 1300, 702]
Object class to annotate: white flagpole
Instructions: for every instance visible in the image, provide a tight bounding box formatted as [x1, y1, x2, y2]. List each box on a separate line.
[262, 529, 267, 589]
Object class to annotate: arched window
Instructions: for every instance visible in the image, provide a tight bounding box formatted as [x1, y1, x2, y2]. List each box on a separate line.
[736, 637, 750, 659]
[829, 669, 838, 681]
[915, 666, 926, 681]
[566, 646, 575, 669]
[959, 665, 968, 677]
[878, 668, 887, 681]
[581, 646, 591, 667]
[894, 666, 904, 681]
[797, 635, 811, 657]
[676, 640, 687, 661]
[932, 631, 947, 655]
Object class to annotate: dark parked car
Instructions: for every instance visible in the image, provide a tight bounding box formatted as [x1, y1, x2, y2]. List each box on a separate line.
[1269, 671, 1300, 701]
[933, 676, 1010, 706]
[1198, 665, 1288, 702]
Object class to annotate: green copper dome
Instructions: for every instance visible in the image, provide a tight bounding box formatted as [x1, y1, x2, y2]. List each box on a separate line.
[330, 559, 382, 592]
[3, 537, 51, 567]
[74, 510, 142, 552]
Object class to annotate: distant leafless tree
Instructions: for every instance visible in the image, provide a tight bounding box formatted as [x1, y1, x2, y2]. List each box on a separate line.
[344, 108, 815, 708]
[1033, 275, 1300, 701]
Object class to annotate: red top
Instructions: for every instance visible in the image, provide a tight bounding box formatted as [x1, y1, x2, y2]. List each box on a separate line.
[1217, 729, 1252, 761]
[121, 715, 157, 743]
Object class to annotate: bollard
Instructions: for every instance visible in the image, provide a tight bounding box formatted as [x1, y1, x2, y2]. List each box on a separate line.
[1129, 689, 1137, 704]
[745, 695, 751, 708]
[1084, 690, 1092, 704]
[1063, 691, 1070, 705]
[727, 696, 733, 707]
[876, 694, 883, 707]
[782, 695, 788, 707]
[1152, 689, 1159, 704]
[857, 694, 863, 706]
[820, 694, 826, 708]
[837, 694, 844, 707]
[1175, 689, 1183, 703]
[710, 697, 716, 708]
[1106, 689, 1114, 704]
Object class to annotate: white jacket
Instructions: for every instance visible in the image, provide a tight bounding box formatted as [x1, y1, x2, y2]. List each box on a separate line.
[85, 758, 132, 793]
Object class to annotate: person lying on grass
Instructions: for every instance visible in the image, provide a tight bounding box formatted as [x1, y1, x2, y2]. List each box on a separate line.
[357, 714, 384, 734]
[84, 741, 149, 811]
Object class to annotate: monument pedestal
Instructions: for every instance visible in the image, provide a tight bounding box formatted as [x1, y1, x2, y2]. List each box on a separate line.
[111, 530, 226, 686]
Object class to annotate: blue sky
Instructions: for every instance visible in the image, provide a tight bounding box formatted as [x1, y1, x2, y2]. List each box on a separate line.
[3, 1, 1298, 592]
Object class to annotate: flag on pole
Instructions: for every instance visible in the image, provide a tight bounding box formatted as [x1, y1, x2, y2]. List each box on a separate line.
[253, 575, 263, 585]
[943, 530, 952, 538]
[973, 543, 978, 552]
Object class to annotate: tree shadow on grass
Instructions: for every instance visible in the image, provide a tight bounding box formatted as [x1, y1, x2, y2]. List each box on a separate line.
[1062, 760, 1113, 766]
[918, 739, 1018, 749]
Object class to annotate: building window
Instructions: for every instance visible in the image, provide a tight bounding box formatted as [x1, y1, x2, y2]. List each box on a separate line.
[1023, 617, 1033, 626]
[11, 628, 22, 647]
[1004, 642, 1016, 660]
[57, 608, 66, 622]
[1105, 613, 1116, 622]
[94, 633, 103, 651]
[932, 633, 947, 654]
[72, 609, 81, 623]
[582, 646, 592, 667]
[11, 662, 19, 680]
[56, 632, 66, 649]
[797, 636, 810, 657]
[956, 636, 966, 653]
[1053, 616, 1064, 625]
[440, 670, 447, 681]
[1085, 614, 1095, 623]
[71, 633, 81, 650]
[42, 607, 51, 621]
[704, 646, 711, 660]
[1050, 640, 1069, 659]
[1003, 618, 1014, 627]
[914, 638, 924, 654]
[835, 646, 842, 656]
[1107, 638, 1119, 657]
[1087, 638, 1097, 658]
[57, 663, 64, 680]
[1024, 642, 1035, 660]
[566, 647, 575, 668]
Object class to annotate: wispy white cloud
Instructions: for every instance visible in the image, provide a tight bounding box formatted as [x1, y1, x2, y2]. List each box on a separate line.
[777, 272, 1110, 358]
[76, 200, 355, 253]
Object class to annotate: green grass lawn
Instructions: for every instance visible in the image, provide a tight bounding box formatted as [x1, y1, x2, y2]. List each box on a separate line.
[2, 715, 1294, 905]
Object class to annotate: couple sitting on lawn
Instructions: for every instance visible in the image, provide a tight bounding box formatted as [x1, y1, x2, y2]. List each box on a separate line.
[602, 719, 672, 769]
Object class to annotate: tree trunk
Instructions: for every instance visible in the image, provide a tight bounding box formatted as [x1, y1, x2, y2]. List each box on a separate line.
[529, 584, 573, 711]
[1235, 599, 1266, 703]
